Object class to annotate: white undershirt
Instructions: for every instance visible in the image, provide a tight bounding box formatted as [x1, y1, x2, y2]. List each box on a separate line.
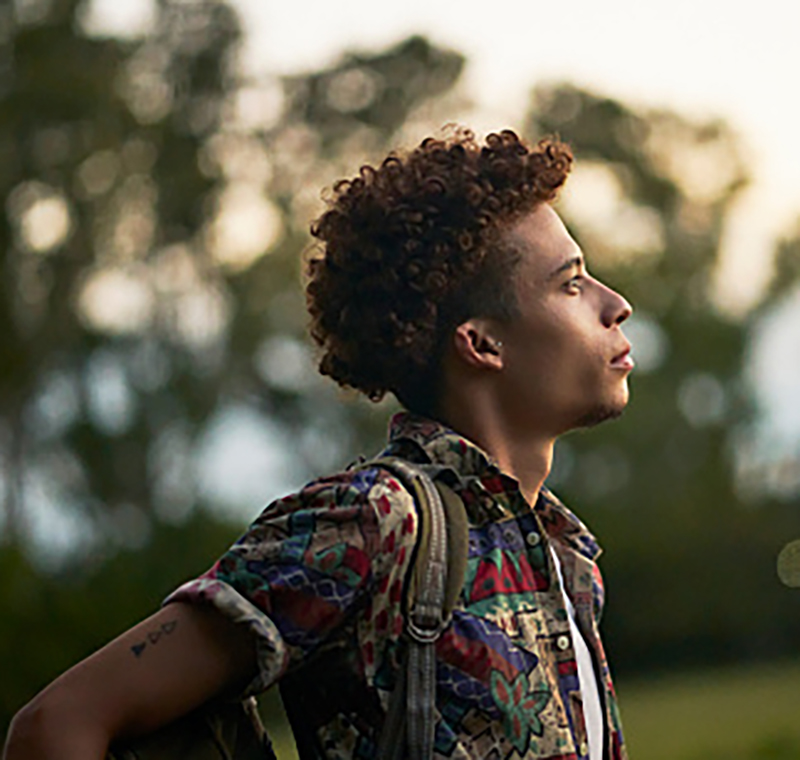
[550, 547, 604, 760]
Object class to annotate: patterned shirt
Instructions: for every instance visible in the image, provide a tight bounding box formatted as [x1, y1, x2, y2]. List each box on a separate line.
[166, 412, 627, 760]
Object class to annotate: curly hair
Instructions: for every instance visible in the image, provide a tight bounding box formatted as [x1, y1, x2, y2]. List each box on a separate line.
[306, 128, 573, 415]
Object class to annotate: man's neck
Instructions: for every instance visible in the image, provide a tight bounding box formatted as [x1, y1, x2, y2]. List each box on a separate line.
[495, 434, 555, 504]
[439, 410, 555, 505]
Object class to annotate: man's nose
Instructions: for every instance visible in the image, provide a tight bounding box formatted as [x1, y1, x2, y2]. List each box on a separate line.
[601, 285, 632, 327]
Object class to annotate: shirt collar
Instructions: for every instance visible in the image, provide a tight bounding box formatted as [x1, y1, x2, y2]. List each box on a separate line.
[388, 411, 499, 478]
[386, 411, 602, 561]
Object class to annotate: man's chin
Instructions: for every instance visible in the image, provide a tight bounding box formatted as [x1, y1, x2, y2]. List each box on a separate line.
[573, 402, 626, 429]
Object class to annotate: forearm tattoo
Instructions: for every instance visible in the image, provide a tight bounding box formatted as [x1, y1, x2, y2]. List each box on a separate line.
[130, 620, 178, 658]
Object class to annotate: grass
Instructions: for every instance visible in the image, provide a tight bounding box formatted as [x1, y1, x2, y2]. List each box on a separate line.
[618, 660, 800, 760]
[259, 660, 800, 759]
[259, 688, 299, 760]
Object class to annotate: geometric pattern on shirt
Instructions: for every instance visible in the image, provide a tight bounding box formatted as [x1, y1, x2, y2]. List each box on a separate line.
[491, 669, 551, 753]
[164, 411, 629, 760]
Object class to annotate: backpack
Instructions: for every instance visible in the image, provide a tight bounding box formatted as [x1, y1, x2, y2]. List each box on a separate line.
[108, 457, 468, 760]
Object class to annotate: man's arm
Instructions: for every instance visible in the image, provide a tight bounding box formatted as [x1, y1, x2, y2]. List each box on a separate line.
[2, 601, 257, 760]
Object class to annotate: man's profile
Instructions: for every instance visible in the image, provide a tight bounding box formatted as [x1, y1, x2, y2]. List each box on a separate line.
[3, 128, 633, 760]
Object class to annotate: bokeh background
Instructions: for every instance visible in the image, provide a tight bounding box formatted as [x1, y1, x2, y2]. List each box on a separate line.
[4, 1, 800, 757]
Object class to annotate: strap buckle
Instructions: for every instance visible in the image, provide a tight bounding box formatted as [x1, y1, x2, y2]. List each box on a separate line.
[406, 609, 451, 643]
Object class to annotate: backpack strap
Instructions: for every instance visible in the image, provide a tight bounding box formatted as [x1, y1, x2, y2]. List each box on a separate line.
[436, 480, 469, 622]
[358, 457, 468, 760]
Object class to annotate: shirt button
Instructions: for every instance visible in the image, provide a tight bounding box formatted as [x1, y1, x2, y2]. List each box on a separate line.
[579, 740, 589, 756]
[556, 634, 570, 651]
[525, 531, 541, 547]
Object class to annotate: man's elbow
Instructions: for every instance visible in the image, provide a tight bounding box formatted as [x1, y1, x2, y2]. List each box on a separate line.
[5, 697, 56, 758]
[3, 690, 110, 760]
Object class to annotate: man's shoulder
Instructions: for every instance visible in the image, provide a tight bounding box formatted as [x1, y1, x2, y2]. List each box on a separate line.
[266, 459, 419, 523]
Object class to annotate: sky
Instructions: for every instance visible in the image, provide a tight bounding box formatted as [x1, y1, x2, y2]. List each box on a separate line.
[73, 0, 800, 515]
[229, 0, 800, 450]
[84, 0, 800, 314]
[228, 0, 800, 315]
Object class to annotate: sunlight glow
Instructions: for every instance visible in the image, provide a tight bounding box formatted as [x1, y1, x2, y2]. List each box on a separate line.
[210, 183, 283, 271]
[561, 163, 664, 262]
[78, 267, 155, 335]
[79, 0, 156, 39]
[8, 181, 73, 254]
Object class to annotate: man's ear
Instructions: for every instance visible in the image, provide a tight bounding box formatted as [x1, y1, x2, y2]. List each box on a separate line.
[452, 319, 504, 370]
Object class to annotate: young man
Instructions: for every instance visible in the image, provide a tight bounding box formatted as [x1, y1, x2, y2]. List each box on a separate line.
[4, 128, 633, 760]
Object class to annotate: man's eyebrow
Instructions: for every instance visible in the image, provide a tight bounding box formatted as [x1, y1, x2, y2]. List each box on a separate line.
[547, 255, 584, 281]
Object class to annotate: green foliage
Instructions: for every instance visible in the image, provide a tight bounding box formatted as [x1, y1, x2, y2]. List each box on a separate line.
[764, 223, 800, 306]
[3, 0, 800, 746]
[0, 0, 242, 546]
[0, 0, 464, 735]
[527, 84, 800, 672]
[281, 35, 464, 155]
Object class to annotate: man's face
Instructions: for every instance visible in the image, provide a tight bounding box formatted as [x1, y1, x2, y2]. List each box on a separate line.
[494, 204, 633, 437]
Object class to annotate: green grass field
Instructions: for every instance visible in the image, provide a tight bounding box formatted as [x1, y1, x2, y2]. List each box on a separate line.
[260, 660, 800, 759]
[618, 660, 800, 760]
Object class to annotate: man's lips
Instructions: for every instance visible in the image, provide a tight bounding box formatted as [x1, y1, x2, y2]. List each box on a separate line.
[610, 345, 634, 370]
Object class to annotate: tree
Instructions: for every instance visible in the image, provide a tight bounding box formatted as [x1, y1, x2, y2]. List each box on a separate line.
[0, 0, 465, 734]
[0, 0, 243, 551]
[0, 0, 465, 555]
[5, 0, 800, 740]
[528, 84, 800, 671]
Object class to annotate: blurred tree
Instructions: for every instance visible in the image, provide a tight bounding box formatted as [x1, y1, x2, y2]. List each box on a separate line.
[0, 0, 465, 735]
[4, 0, 800, 742]
[527, 84, 800, 673]
[0, 0, 464, 554]
[0, 0, 242, 551]
[765, 223, 800, 305]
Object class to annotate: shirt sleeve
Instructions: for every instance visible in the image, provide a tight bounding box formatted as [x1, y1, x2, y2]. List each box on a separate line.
[163, 465, 416, 697]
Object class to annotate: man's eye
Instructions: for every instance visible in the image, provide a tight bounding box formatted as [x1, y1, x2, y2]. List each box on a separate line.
[564, 276, 583, 292]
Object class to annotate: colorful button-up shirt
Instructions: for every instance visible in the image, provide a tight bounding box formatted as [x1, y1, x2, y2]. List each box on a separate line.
[166, 413, 627, 760]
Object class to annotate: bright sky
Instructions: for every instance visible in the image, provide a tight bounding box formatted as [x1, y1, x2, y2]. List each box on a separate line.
[230, 0, 800, 313]
[84, 0, 800, 310]
[74, 0, 800, 511]
[229, 0, 800, 453]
